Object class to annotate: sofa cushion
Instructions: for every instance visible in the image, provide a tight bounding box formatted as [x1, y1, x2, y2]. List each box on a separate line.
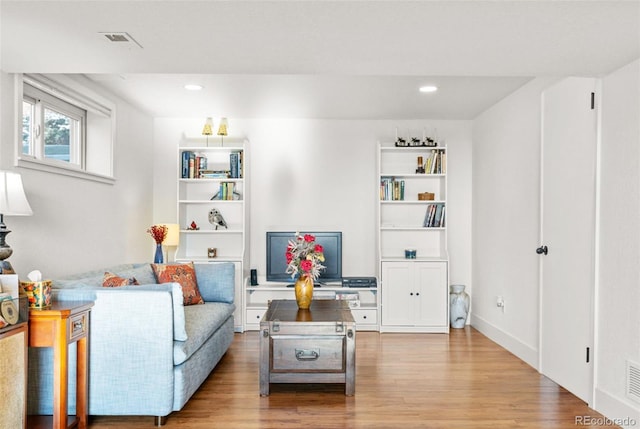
[152, 263, 204, 306]
[173, 302, 235, 365]
[102, 272, 140, 287]
[194, 262, 235, 304]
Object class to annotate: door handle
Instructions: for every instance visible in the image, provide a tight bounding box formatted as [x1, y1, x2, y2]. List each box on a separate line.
[536, 245, 548, 255]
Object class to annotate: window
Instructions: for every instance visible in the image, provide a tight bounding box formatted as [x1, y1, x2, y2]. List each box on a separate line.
[17, 74, 115, 183]
[22, 83, 85, 166]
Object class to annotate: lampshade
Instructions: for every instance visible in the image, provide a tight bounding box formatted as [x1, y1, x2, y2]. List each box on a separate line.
[164, 223, 180, 246]
[0, 172, 33, 216]
[202, 117, 214, 136]
[217, 117, 228, 136]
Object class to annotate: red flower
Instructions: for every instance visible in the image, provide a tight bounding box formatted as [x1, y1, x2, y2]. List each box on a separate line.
[147, 225, 168, 244]
[304, 234, 315, 242]
[286, 251, 293, 263]
[300, 260, 312, 272]
[314, 244, 323, 253]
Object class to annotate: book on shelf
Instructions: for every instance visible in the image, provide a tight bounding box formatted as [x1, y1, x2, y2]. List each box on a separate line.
[229, 151, 243, 179]
[380, 177, 405, 201]
[211, 181, 241, 200]
[199, 170, 230, 179]
[181, 151, 210, 179]
[423, 149, 446, 175]
[423, 203, 445, 227]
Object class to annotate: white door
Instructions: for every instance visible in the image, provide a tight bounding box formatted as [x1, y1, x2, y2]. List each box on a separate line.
[539, 77, 597, 403]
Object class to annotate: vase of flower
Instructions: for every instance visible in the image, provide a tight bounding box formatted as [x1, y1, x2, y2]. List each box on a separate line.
[148, 224, 168, 264]
[449, 284, 470, 328]
[285, 233, 326, 309]
[154, 243, 164, 264]
[294, 274, 314, 310]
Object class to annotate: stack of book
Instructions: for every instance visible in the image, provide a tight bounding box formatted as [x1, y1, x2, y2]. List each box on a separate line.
[423, 203, 446, 227]
[229, 151, 243, 179]
[424, 149, 446, 175]
[181, 151, 209, 179]
[380, 177, 405, 200]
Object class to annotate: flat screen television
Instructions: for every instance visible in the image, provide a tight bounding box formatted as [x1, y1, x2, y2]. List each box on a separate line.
[266, 231, 342, 284]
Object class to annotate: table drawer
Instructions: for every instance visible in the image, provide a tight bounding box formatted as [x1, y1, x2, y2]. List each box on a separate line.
[69, 312, 89, 341]
[271, 336, 344, 372]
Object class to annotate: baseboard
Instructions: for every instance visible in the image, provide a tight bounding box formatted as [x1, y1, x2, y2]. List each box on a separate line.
[470, 314, 538, 370]
[593, 388, 640, 429]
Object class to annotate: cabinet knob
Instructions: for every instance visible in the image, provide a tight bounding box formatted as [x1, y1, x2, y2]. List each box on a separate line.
[410, 292, 414, 296]
[416, 292, 420, 296]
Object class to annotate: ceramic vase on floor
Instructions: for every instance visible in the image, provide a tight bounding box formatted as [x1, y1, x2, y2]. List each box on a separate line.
[449, 284, 470, 328]
[294, 274, 314, 309]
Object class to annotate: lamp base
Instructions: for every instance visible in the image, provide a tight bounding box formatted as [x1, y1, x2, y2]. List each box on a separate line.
[0, 261, 15, 274]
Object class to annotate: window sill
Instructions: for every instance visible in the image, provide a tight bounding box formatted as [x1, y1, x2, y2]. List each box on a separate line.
[16, 157, 115, 185]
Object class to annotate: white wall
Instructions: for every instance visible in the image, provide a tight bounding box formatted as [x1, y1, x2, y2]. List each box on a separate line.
[0, 73, 154, 278]
[595, 59, 640, 425]
[471, 77, 559, 367]
[153, 118, 472, 299]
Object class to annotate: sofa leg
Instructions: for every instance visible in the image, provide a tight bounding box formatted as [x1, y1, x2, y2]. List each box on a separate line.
[155, 415, 168, 426]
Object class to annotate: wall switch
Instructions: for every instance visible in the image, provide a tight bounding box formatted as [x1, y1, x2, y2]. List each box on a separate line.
[496, 296, 505, 312]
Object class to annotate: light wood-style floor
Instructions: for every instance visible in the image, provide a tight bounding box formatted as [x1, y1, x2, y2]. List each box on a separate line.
[85, 327, 615, 428]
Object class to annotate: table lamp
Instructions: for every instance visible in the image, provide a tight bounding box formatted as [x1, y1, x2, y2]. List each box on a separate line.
[0, 172, 33, 274]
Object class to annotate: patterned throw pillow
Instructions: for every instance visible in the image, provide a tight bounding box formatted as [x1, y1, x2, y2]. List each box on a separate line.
[151, 262, 204, 306]
[102, 272, 140, 287]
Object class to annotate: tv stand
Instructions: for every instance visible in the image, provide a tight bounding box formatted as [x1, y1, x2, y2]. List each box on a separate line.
[244, 278, 379, 332]
[286, 283, 322, 288]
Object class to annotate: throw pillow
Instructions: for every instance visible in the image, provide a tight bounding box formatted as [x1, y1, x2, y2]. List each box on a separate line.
[151, 262, 204, 306]
[102, 272, 140, 287]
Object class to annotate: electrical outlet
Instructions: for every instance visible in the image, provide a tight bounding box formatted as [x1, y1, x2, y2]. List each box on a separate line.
[496, 296, 505, 312]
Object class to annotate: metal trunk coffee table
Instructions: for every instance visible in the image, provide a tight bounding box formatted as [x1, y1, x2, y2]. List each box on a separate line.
[259, 299, 356, 396]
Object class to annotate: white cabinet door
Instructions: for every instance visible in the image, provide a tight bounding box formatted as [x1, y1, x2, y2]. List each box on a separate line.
[381, 261, 448, 331]
[415, 261, 448, 326]
[381, 261, 414, 326]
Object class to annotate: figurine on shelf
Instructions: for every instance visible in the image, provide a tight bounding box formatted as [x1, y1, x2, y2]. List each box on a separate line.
[410, 137, 421, 146]
[394, 137, 407, 147]
[208, 208, 228, 230]
[187, 221, 200, 230]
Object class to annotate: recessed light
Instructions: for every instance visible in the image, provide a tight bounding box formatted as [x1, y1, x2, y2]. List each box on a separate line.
[419, 86, 438, 93]
[184, 84, 203, 91]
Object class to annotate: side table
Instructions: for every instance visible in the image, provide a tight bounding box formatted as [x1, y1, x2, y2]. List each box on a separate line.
[27, 301, 94, 429]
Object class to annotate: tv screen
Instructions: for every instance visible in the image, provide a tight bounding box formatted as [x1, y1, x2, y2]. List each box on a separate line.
[266, 231, 342, 283]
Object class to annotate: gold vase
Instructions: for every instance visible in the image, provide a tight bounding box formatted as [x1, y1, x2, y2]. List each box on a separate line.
[294, 274, 314, 309]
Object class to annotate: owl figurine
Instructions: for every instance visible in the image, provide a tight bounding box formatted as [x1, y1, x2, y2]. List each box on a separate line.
[208, 208, 228, 230]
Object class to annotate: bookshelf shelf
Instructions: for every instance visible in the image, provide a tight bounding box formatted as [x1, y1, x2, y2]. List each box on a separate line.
[176, 143, 249, 332]
[377, 142, 449, 334]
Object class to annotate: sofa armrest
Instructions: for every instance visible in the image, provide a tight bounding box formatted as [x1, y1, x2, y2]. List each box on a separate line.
[42, 287, 177, 416]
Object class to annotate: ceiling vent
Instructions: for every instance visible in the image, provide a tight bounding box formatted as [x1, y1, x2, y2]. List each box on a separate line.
[627, 360, 640, 404]
[98, 32, 143, 49]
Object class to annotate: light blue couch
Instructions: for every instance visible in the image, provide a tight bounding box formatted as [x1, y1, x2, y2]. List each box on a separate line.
[27, 262, 236, 425]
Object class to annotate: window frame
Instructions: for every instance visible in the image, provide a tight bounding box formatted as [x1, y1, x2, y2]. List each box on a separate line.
[16, 74, 116, 184]
[22, 82, 86, 168]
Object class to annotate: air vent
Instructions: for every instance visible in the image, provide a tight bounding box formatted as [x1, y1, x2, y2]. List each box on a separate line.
[98, 32, 143, 49]
[627, 360, 640, 403]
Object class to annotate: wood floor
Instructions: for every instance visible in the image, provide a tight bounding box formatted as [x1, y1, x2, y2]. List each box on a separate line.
[86, 327, 616, 428]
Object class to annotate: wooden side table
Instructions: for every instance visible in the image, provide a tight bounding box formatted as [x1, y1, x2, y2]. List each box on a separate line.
[28, 301, 94, 429]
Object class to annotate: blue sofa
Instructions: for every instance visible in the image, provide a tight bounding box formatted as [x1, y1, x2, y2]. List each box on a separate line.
[27, 262, 236, 425]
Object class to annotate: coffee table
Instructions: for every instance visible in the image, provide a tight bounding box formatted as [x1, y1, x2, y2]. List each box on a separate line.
[259, 299, 356, 396]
